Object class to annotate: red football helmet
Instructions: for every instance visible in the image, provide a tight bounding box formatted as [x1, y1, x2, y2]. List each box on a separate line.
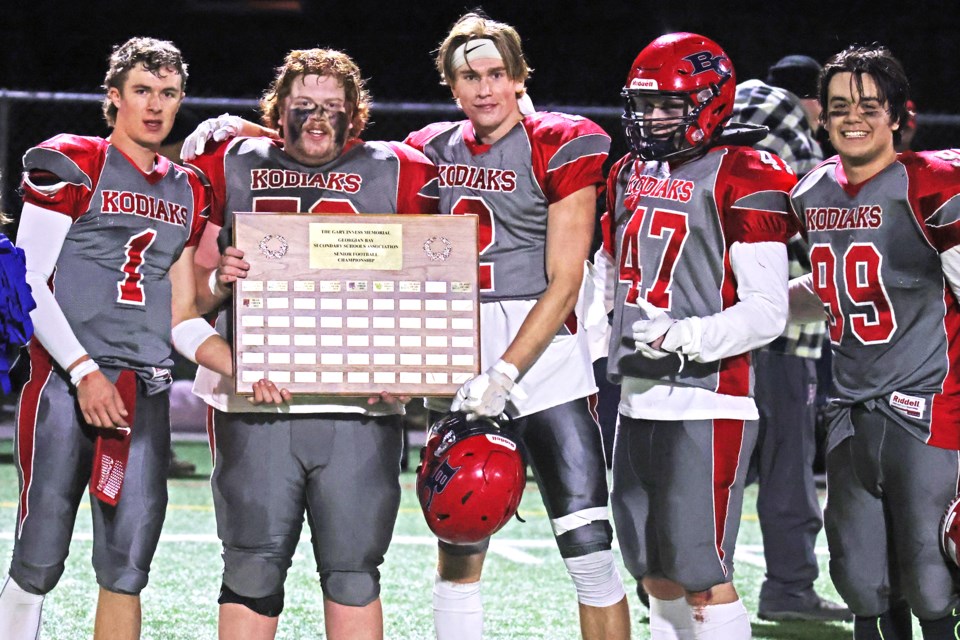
[416, 412, 526, 545]
[940, 493, 960, 567]
[621, 32, 736, 162]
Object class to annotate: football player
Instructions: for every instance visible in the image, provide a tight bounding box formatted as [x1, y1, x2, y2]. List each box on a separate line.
[403, 11, 630, 640]
[0, 37, 265, 640]
[598, 33, 796, 639]
[182, 48, 438, 640]
[788, 45, 960, 640]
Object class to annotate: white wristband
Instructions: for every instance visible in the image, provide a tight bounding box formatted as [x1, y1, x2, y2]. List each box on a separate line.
[69, 359, 100, 387]
[172, 318, 219, 363]
[492, 358, 519, 382]
[492, 359, 527, 400]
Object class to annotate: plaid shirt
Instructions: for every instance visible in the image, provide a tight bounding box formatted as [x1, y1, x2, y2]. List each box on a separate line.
[732, 79, 825, 359]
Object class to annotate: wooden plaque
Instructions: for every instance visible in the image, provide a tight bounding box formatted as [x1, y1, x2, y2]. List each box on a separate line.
[233, 213, 480, 396]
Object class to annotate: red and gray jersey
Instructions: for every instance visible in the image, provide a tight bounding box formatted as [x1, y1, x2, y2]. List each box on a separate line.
[405, 112, 610, 302]
[605, 146, 795, 396]
[791, 150, 960, 448]
[188, 136, 439, 251]
[21, 134, 207, 376]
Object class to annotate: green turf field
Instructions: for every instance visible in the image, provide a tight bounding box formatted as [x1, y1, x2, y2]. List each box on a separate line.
[0, 439, 899, 639]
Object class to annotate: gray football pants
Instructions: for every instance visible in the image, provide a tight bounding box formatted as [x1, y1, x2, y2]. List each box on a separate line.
[825, 405, 960, 620]
[211, 411, 402, 607]
[10, 369, 169, 595]
[753, 350, 823, 610]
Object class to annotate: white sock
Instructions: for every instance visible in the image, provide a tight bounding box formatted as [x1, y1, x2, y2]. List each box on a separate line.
[649, 595, 694, 640]
[433, 574, 482, 640]
[0, 575, 44, 640]
[692, 599, 751, 640]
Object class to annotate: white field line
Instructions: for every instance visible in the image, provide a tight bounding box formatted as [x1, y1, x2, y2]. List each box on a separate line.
[0, 531, 827, 568]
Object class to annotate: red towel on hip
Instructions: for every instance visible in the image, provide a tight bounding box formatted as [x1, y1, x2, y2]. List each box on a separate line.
[89, 369, 137, 506]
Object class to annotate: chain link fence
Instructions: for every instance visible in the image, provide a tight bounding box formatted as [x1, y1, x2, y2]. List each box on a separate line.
[3, 89, 960, 232]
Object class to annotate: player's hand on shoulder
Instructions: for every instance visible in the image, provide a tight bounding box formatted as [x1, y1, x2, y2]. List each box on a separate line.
[247, 378, 292, 406]
[180, 113, 244, 161]
[180, 114, 281, 161]
[76, 370, 130, 430]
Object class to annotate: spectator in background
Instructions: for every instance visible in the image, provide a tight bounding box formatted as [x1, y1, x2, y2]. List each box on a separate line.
[731, 55, 850, 622]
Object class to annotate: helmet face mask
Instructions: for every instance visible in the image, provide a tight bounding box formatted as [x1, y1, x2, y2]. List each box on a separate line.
[622, 32, 735, 162]
[416, 412, 526, 545]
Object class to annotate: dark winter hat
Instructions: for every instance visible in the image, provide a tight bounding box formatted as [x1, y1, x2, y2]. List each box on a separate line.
[766, 55, 822, 99]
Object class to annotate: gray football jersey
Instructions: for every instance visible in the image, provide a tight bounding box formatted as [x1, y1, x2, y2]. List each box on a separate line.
[605, 146, 795, 396]
[189, 136, 439, 253]
[791, 151, 960, 448]
[21, 135, 207, 376]
[406, 112, 610, 302]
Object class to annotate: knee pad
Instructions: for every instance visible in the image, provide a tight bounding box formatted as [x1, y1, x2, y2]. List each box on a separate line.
[320, 570, 380, 607]
[218, 583, 284, 618]
[562, 550, 626, 608]
[554, 517, 612, 558]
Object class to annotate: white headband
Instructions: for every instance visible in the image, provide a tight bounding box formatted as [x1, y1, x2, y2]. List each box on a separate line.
[451, 39, 502, 70]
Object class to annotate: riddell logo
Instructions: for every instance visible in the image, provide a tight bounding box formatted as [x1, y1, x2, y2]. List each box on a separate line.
[629, 78, 658, 90]
[485, 433, 517, 451]
[890, 391, 925, 419]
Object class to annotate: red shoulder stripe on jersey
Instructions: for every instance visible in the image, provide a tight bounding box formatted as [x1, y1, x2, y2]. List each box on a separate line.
[902, 154, 960, 253]
[22, 136, 109, 220]
[526, 114, 610, 204]
[716, 148, 796, 245]
[186, 138, 238, 228]
[380, 141, 441, 214]
[171, 163, 210, 247]
[403, 122, 461, 153]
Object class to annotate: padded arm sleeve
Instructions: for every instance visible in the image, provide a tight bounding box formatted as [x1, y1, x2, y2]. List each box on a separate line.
[17, 203, 88, 368]
[693, 241, 788, 362]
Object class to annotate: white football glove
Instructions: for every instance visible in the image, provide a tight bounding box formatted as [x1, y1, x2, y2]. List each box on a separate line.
[660, 316, 702, 359]
[451, 359, 519, 420]
[180, 113, 244, 161]
[631, 297, 674, 360]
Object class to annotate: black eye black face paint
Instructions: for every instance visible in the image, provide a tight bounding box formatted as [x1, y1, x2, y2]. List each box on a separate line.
[286, 105, 317, 145]
[285, 104, 350, 149]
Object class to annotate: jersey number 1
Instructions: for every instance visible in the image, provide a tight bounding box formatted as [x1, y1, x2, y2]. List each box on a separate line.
[117, 229, 157, 305]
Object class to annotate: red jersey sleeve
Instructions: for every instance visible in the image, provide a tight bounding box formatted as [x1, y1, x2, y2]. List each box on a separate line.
[905, 150, 960, 252]
[185, 138, 241, 227]
[174, 164, 210, 248]
[20, 134, 108, 220]
[382, 141, 440, 214]
[526, 113, 611, 204]
[715, 146, 798, 245]
[602, 154, 633, 256]
[403, 122, 457, 154]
